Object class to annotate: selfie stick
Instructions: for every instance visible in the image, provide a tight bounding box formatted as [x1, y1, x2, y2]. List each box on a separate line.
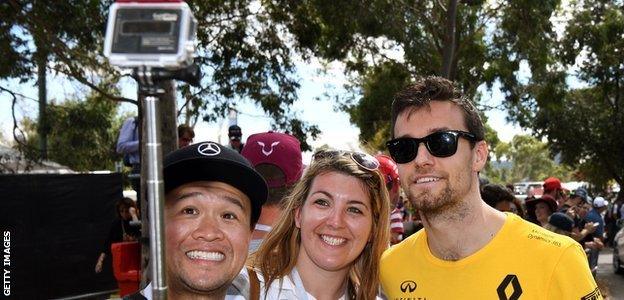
[103, 1, 198, 298]
[134, 66, 199, 300]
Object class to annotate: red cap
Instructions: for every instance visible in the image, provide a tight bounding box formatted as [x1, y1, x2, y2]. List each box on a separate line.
[241, 132, 303, 188]
[543, 177, 562, 192]
[375, 154, 400, 193]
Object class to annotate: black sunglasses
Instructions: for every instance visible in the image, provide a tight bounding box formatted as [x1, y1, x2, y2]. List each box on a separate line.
[386, 130, 479, 164]
[312, 150, 380, 171]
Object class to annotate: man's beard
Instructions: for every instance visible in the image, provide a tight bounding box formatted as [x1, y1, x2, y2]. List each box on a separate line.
[409, 183, 457, 215]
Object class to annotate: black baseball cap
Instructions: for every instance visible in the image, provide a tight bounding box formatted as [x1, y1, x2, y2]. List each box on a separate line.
[163, 141, 268, 224]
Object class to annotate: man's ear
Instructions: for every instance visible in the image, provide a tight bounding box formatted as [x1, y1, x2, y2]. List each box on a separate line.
[473, 141, 489, 172]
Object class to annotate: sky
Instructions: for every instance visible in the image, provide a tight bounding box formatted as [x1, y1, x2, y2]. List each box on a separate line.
[0, 55, 527, 164]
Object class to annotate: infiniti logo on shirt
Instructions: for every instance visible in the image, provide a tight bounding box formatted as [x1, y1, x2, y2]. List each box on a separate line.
[400, 280, 417, 293]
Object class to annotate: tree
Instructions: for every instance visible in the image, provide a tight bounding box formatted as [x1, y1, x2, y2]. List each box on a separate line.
[21, 86, 123, 171]
[484, 135, 574, 184]
[265, 0, 560, 151]
[343, 61, 411, 149]
[497, 0, 624, 197]
[2, 1, 321, 152]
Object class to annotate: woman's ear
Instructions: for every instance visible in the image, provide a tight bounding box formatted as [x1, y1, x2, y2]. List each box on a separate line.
[295, 207, 302, 229]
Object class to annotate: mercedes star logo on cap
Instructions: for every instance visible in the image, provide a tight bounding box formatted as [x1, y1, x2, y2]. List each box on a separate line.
[197, 142, 221, 156]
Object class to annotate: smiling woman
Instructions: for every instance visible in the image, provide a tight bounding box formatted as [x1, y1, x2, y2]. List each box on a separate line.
[251, 149, 390, 300]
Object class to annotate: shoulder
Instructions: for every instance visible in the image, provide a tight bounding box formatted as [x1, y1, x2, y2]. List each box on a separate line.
[382, 229, 423, 262]
[227, 268, 250, 297]
[257, 271, 297, 299]
[505, 213, 579, 253]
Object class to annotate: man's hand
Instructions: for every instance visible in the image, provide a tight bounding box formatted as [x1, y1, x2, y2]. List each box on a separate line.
[95, 254, 105, 273]
[583, 222, 597, 234]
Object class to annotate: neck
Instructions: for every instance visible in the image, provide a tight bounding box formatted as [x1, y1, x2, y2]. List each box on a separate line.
[295, 254, 348, 299]
[251, 204, 281, 239]
[420, 191, 506, 261]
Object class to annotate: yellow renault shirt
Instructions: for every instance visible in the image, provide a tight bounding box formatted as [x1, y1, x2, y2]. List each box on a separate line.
[380, 213, 601, 300]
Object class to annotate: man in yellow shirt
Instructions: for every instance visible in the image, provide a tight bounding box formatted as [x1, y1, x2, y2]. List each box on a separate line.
[381, 76, 601, 299]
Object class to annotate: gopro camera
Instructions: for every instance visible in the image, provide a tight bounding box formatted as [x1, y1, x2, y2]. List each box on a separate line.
[104, 1, 197, 69]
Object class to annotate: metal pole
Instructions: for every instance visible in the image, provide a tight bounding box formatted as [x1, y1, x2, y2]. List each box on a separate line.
[143, 94, 167, 300]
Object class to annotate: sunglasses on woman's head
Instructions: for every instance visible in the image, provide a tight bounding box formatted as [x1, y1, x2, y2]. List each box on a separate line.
[312, 150, 380, 171]
[385, 130, 479, 164]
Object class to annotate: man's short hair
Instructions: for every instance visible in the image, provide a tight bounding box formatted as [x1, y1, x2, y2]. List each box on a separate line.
[177, 124, 195, 138]
[390, 76, 485, 142]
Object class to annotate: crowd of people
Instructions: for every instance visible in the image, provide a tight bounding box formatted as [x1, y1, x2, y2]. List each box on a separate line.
[476, 177, 621, 279]
[108, 76, 613, 299]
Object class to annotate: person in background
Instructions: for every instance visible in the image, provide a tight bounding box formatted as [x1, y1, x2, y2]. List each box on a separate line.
[228, 125, 245, 153]
[177, 124, 195, 148]
[241, 131, 304, 252]
[525, 195, 558, 227]
[481, 183, 517, 214]
[543, 177, 567, 209]
[252, 149, 390, 299]
[586, 196, 608, 276]
[560, 187, 588, 213]
[605, 195, 621, 247]
[117, 116, 141, 208]
[376, 154, 404, 244]
[95, 197, 140, 274]
[573, 198, 599, 242]
[544, 212, 575, 237]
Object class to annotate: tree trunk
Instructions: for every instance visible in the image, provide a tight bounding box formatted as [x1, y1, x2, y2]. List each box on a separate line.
[441, 0, 459, 78]
[160, 80, 178, 154]
[35, 44, 48, 160]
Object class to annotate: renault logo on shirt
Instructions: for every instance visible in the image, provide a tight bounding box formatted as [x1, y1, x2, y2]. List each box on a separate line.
[496, 274, 522, 300]
[400, 280, 417, 293]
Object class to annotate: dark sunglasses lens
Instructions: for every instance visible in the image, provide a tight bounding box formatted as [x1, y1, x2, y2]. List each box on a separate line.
[351, 153, 379, 170]
[427, 131, 458, 157]
[388, 139, 417, 164]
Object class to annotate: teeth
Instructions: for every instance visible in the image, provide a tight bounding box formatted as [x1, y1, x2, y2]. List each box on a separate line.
[416, 177, 439, 184]
[186, 250, 224, 261]
[321, 235, 346, 246]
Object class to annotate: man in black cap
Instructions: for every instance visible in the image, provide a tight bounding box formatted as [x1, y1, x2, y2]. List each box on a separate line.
[126, 141, 267, 300]
[227, 125, 244, 153]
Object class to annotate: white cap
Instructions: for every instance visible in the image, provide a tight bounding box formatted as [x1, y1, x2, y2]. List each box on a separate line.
[593, 196, 608, 208]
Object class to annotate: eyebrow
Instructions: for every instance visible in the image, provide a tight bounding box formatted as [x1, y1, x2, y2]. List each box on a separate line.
[395, 126, 452, 139]
[310, 191, 371, 210]
[175, 191, 246, 211]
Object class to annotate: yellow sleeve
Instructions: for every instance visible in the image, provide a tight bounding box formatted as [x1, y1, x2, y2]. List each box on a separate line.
[547, 242, 603, 299]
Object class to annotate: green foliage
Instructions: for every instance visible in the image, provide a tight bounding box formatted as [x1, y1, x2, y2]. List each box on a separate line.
[343, 61, 411, 149]
[484, 135, 573, 184]
[3, 1, 320, 151]
[517, 0, 623, 190]
[269, 0, 544, 149]
[22, 86, 123, 171]
[1, 1, 112, 82]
